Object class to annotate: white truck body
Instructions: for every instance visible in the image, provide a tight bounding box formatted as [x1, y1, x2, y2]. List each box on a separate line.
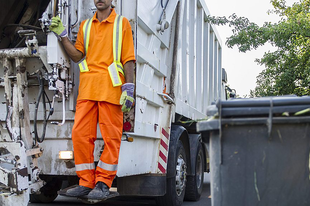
[0, 0, 225, 205]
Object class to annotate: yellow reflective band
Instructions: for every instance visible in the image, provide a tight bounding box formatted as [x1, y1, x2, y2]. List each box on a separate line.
[108, 14, 124, 86]
[78, 58, 89, 72]
[83, 18, 92, 55]
[79, 19, 92, 73]
[113, 14, 123, 63]
[116, 62, 124, 75]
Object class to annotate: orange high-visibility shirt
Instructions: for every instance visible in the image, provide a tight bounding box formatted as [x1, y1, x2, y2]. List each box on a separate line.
[75, 9, 135, 104]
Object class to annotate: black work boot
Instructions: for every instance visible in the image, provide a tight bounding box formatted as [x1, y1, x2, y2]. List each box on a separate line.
[87, 181, 110, 200]
[65, 185, 92, 197]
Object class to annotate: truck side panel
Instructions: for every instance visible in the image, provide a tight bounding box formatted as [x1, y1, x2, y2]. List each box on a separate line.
[0, 0, 224, 202]
[174, 0, 223, 121]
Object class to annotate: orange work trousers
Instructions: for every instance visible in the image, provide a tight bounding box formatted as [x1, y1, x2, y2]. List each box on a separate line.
[71, 100, 123, 188]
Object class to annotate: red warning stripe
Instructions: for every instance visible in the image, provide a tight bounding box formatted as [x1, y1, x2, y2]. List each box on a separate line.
[159, 151, 167, 163]
[158, 128, 170, 174]
[162, 128, 169, 139]
[158, 162, 166, 173]
[160, 139, 168, 151]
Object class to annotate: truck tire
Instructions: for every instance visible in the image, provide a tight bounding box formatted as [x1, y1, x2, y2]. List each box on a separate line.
[156, 140, 187, 206]
[184, 142, 204, 201]
[29, 177, 62, 203]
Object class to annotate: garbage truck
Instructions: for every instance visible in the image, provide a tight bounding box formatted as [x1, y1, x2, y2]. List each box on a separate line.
[0, 0, 226, 205]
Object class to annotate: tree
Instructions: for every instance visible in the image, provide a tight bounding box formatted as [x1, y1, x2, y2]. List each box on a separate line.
[207, 0, 310, 97]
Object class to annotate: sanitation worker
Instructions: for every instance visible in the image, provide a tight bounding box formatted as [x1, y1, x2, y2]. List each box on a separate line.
[49, 0, 135, 200]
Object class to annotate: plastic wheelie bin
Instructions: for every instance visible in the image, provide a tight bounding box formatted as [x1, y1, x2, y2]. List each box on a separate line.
[197, 96, 310, 206]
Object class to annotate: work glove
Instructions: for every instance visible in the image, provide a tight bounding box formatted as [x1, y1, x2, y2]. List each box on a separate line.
[120, 83, 135, 112]
[49, 16, 67, 37]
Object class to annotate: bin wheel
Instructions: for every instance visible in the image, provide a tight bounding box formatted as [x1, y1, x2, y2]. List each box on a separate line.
[185, 143, 204, 201]
[29, 177, 62, 203]
[156, 140, 187, 206]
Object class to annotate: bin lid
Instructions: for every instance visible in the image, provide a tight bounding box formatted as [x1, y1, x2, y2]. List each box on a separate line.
[197, 96, 310, 133]
[217, 96, 310, 118]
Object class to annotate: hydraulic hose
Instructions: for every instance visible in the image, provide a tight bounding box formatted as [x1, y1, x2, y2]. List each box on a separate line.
[33, 73, 52, 143]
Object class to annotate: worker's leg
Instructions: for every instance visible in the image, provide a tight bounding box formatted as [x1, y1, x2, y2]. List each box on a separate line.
[95, 101, 123, 188]
[72, 100, 98, 189]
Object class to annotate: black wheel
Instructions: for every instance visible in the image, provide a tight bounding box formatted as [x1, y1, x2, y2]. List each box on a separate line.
[156, 140, 187, 206]
[29, 177, 62, 203]
[185, 142, 204, 201]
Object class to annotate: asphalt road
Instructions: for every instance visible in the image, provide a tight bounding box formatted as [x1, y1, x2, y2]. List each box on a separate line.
[29, 173, 211, 206]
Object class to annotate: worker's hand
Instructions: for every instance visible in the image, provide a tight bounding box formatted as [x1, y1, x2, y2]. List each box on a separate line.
[49, 16, 67, 37]
[120, 83, 135, 112]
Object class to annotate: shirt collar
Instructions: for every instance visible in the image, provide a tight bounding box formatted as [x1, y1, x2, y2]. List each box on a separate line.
[92, 8, 116, 23]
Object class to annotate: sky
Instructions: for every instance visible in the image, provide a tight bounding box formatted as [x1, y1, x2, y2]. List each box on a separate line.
[204, 0, 298, 97]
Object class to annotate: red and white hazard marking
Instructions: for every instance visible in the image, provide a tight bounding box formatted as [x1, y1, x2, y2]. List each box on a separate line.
[158, 128, 170, 173]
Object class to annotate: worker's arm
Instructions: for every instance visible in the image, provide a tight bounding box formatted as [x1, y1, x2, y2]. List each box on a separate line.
[60, 37, 83, 63]
[49, 16, 83, 62]
[123, 60, 135, 83]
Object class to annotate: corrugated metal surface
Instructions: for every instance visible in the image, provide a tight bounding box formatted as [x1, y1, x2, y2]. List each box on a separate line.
[117, 0, 224, 176]
[175, 0, 223, 120]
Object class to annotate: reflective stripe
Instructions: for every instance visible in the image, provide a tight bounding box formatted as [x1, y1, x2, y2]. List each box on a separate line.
[109, 14, 124, 86]
[83, 18, 92, 55]
[108, 62, 122, 87]
[79, 58, 89, 72]
[113, 15, 123, 63]
[75, 163, 95, 171]
[78, 18, 92, 72]
[116, 62, 124, 75]
[97, 160, 118, 172]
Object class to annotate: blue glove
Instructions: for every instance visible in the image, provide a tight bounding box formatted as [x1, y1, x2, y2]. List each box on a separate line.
[120, 83, 135, 112]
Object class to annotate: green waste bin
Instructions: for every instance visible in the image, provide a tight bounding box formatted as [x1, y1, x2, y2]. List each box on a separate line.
[197, 96, 310, 206]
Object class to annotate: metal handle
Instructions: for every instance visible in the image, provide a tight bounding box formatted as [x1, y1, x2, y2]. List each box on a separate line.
[51, 81, 66, 126]
[157, 92, 174, 104]
[53, 0, 57, 17]
[50, 91, 66, 126]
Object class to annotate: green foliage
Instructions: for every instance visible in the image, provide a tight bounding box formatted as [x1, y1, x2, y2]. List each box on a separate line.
[206, 0, 310, 97]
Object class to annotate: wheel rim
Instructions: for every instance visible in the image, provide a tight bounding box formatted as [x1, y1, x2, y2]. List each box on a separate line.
[176, 153, 187, 196]
[196, 151, 203, 189]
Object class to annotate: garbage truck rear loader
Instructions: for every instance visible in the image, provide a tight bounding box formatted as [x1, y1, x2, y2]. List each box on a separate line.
[0, 0, 226, 205]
